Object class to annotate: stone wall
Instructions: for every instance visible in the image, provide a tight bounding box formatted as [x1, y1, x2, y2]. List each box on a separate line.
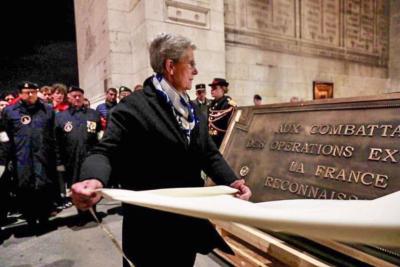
[225, 0, 390, 106]
[389, 0, 400, 92]
[136, 0, 227, 100]
[75, 0, 227, 105]
[74, 0, 395, 107]
[74, 0, 111, 104]
[226, 46, 388, 105]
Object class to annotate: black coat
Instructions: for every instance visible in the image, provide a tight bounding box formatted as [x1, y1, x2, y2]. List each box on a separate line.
[81, 77, 238, 262]
[2, 100, 57, 190]
[2, 100, 57, 220]
[55, 107, 101, 185]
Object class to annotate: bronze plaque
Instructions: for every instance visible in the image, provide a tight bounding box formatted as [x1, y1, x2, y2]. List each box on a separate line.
[222, 94, 400, 202]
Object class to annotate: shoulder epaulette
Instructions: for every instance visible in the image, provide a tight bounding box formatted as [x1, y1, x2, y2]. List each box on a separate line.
[227, 98, 237, 107]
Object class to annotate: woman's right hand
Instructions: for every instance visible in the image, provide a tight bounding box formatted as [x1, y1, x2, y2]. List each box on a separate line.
[71, 179, 103, 210]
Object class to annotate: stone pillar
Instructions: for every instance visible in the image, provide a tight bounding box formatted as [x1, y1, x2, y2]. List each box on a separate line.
[74, 0, 111, 104]
[75, 0, 226, 104]
[107, 0, 135, 93]
[389, 0, 400, 92]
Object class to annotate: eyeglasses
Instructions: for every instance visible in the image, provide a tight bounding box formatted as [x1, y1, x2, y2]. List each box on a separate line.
[175, 59, 196, 69]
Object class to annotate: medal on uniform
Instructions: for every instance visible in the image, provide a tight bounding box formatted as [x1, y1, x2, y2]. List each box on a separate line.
[20, 115, 31, 125]
[64, 121, 73, 132]
[87, 121, 97, 133]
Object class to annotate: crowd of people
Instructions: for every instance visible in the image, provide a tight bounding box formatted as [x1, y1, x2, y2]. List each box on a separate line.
[0, 74, 241, 229]
[0, 83, 136, 229]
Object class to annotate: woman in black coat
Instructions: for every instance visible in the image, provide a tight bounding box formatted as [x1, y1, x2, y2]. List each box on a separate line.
[71, 33, 251, 267]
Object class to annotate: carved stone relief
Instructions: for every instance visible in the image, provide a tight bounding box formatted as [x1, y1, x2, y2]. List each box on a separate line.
[225, 0, 389, 67]
[165, 0, 210, 28]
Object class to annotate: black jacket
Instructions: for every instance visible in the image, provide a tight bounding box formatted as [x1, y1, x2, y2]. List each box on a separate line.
[55, 107, 101, 185]
[2, 100, 57, 189]
[80, 77, 238, 260]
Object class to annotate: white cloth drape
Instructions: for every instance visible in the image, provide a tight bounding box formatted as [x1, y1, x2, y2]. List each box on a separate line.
[100, 186, 400, 246]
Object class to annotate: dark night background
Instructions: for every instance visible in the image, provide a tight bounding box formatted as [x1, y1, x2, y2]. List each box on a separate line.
[0, 1, 78, 92]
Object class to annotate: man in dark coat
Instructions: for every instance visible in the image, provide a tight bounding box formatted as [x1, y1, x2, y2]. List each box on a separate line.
[55, 86, 101, 188]
[71, 33, 251, 267]
[2, 81, 58, 227]
[191, 83, 211, 118]
[208, 78, 237, 148]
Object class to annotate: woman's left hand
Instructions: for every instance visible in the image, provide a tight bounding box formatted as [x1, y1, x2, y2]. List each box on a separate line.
[230, 179, 252, 200]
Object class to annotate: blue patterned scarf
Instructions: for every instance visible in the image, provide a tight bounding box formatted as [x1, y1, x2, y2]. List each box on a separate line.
[152, 74, 197, 143]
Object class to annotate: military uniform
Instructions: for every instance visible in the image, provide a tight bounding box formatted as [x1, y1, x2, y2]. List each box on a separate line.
[192, 83, 211, 118]
[2, 83, 58, 224]
[208, 95, 236, 148]
[192, 98, 211, 118]
[55, 106, 101, 186]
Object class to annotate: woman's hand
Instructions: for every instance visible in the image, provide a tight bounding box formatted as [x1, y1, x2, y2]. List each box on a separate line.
[71, 179, 103, 210]
[230, 179, 252, 200]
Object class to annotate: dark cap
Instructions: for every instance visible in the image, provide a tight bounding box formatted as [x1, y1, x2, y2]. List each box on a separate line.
[119, 86, 132, 94]
[208, 78, 229, 87]
[195, 84, 206, 91]
[68, 86, 84, 94]
[18, 81, 39, 91]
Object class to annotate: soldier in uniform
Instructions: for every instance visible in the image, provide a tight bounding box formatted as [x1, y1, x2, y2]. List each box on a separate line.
[2, 81, 58, 229]
[118, 86, 132, 100]
[208, 78, 237, 148]
[55, 86, 101, 205]
[191, 83, 211, 118]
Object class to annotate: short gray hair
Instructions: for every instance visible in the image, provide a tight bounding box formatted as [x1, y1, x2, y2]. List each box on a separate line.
[149, 33, 196, 74]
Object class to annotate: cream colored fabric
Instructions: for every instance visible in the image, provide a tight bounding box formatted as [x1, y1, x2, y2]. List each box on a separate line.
[100, 186, 400, 246]
[0, 165, 5, 177]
